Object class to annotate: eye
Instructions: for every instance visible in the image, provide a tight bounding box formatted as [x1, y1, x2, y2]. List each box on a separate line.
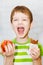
[14, 19, 18, 21]
[22, 19, 27, 21]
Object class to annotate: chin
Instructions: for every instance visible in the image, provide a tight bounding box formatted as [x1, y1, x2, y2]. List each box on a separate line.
[17, 33, 27, 39]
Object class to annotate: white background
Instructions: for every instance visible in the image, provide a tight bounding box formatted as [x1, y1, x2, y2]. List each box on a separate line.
[0, 0, 43, 65]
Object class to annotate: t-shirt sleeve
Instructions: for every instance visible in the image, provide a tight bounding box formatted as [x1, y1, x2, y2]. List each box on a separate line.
[11, 38, 16, 44]
[38, 43, 43, 56]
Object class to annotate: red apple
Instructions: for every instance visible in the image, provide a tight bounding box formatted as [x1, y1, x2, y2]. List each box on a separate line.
[1, 40, 12, 52]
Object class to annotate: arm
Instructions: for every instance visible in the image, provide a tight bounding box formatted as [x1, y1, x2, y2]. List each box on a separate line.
[30, 45, 42, 65]
[2, 43, 15, 65]
[33, 57, 42, 65]
[4, 55, 14, 65]
[0, 40, 15, 65]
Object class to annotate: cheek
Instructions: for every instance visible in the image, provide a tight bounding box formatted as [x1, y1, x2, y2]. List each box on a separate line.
[25, 22, 30, 28]
[12, 22, 17, 28]
[24, 21, 30, 25]
[25, 23, 31, 32]
[12, 23, 17, 32]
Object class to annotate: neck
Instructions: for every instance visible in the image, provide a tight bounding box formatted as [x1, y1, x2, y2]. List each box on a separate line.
[16, 35, 29, 44]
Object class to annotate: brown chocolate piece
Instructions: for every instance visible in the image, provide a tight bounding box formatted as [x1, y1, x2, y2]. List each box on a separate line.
[30, 38, 38, 44]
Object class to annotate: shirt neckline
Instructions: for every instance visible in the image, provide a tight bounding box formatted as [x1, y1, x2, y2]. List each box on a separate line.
[14, 38, 31, 45]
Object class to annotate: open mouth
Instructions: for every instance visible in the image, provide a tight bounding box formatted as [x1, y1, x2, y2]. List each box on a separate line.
[17, 27, 25, 34]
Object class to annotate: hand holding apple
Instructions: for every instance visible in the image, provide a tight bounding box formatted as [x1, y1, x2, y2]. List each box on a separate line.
[1, 40, 13, 52]
[1, 40, 15, 56]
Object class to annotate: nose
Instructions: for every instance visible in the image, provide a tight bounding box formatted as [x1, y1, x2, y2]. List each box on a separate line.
[18, 20, 22, 24]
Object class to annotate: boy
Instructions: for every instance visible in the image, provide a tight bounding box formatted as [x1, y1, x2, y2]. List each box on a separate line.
[0, 6, 43, 65]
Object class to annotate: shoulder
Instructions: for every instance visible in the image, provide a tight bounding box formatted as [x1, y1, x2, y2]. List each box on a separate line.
[38, 42, 43, 56]
[11, 38, 16, 44]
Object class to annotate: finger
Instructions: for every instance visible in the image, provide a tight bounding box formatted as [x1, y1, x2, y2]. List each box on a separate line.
[12, 43, 15, 49]
[12, 43, 15, 47]
[31, 49, 40, 57]
[31, 48, 40, 54]
[30, 49, 37, 56]
[35, 48, 40, 53]
[34, 48, 40, 56]
[30, 53, 36, 60]
[5, 45, 8, 52]
[7, 43, 13, 52]
[32, 51, 37, 56]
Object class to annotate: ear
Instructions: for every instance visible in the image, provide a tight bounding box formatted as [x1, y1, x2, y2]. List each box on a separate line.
[30, 21, 33, 28]
[29, 21, 33, 30]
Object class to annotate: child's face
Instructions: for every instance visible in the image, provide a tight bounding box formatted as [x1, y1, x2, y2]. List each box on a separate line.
[12, 12, 31, 38]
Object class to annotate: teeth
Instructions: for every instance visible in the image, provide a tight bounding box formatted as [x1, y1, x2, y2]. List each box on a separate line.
[17, 27, 24, 34]
[18, 27, 24, 29]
